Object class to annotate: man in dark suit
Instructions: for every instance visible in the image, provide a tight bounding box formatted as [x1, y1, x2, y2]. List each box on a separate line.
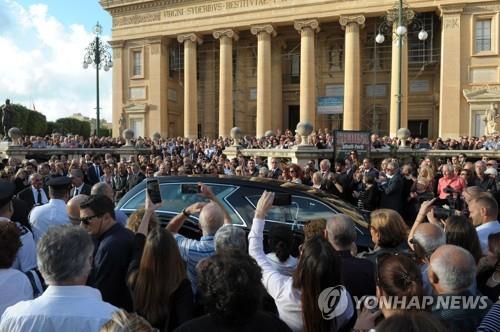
[69, 168, 92, 198]
[379, 161, 405, 215]
[127, 163, 145, 191]
[87, 155, 103, 185]
[17, 173, 49, 210]
[361, 158, 379, 179]
[325, 214, 376, 298]
[269, 157, 282, 179]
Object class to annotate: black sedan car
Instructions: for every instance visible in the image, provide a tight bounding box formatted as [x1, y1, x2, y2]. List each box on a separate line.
[116, 175, 372, 248]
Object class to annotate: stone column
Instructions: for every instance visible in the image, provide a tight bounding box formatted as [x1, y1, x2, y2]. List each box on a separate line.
[439, 5, 463, 138]
[271, 38, 285, 133]
[251, 24, 276, 138]
[109, 40, 124, 137]
[177, 33, 202, 139]
[213, 29, 239, 138]
[389, 25, 409, 137]
[148, 37, 169, 137]
[294, 19, 320, 128]
[340, 15, 365, 130]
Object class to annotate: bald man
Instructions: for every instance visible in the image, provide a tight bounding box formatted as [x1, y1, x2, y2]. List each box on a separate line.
[411, 223, 445, 296]
[166, 183, 231, 292]
[325, 214, 375, 298]
[468, 195, 500, 254]
[429, 245, 491, 331]
[66, 194, 89, 225]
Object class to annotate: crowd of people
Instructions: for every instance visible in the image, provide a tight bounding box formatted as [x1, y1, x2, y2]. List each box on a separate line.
[13, 129, 500, 151]
[0, 143, 499, 332]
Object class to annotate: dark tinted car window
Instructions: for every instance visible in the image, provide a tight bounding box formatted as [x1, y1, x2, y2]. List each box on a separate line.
[245, 195, 336, 230]
[121, 183, 244, 225]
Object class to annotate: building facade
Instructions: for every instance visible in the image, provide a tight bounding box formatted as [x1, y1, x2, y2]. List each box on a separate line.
[100, 0, 500, 139]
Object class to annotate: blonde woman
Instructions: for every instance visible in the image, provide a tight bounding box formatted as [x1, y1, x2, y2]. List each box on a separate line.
[414, 165, 434, 194]
[358, 209, 409, 264]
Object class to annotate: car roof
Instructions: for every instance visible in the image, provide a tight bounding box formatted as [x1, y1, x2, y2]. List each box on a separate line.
[148, 175, 369, 228]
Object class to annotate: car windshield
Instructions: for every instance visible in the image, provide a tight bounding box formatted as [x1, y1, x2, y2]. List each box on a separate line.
[121, 183, 244, 226]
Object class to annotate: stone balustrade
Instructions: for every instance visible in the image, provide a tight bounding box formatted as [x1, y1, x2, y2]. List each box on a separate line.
[0, 143, 498, 166]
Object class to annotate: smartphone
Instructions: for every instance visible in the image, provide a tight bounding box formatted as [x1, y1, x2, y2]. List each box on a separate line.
[146, 179, 162, 204]
[181, 183, 201, 194]
[273, 193, 292, 206]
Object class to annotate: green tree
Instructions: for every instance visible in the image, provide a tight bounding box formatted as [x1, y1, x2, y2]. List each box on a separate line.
[55, 117, 91, 137]
[0, 103, 47, 136]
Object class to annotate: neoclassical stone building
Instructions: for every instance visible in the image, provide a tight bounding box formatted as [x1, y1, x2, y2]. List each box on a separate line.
[100, 0, 500, 139]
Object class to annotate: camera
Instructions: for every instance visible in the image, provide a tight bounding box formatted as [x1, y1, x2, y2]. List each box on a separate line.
[433, 207, 453, 220]
[443, 186, 455, 194]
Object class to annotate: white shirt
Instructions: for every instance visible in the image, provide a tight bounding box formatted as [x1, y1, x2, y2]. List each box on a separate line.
[266, 253, 297, 277]
[0, 285, 118, 332]
[0, 217, 37, 272]
[0, 269, 33, 316]
[249, 218, 354, 332]
[29, 199, 71, 243]
[30, 186, 48, 205]
[477, 220, 500, 254]
[73, 184, 84, 197]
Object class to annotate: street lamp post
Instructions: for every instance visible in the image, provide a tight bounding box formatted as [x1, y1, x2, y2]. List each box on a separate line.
[375, 0, 428, 131]
[83, 22, 113, 137]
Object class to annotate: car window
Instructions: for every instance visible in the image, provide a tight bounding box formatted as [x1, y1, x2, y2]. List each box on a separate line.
[245, 195, 337, 230]
[121, 183, 244, 225]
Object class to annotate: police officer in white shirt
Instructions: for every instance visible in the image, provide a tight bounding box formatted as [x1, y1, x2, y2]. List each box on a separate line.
[0, 181, 37, 272]
[0, 225, 118, 332]
[29, 177, 71, 243]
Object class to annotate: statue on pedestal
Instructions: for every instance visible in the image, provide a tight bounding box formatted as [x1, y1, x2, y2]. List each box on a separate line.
[484, 103, 500, 136]
[118, 111, 127, 137]
[2, 99, 14, 140]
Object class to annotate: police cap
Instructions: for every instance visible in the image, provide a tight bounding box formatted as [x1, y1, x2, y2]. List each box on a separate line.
[46, 176, 72, 189]
[0, 180, 15, 208]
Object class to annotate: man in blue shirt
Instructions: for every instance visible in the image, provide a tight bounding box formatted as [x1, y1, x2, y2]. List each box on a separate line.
[166, 183, 232, 292]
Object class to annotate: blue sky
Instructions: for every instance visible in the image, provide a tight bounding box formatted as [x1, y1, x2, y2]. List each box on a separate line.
[16, 0, 111, 32]
[0, 0, 113, 122]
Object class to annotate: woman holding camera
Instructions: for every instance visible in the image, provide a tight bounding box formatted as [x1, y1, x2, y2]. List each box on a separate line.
[436, 164, 467, 200]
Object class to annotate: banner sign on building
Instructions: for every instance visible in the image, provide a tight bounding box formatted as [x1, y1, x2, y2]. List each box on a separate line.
[334, 130, 371, 160]
[317, 96, 343, 115]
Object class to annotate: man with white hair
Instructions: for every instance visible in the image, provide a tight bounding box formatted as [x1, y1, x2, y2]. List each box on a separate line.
[429, 244, 491, 331]
[268, 157, 282, 179]
[214, 224, 247, 254]
[0, 225, 117, 331]
[474, 160, 497, 193]
[325, 214, 375, 297]
[16, 173, 49, 210]
[409, 217, 446, 296]
[437, 164, 466, 200]
[319, 159, 332, 178]
[166, 183, 232, 292]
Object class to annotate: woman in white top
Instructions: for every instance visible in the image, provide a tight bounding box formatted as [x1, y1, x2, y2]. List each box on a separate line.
[289, 164, 303, 185]
[249, 191, 355, 332]
[266, 225, 298, 276]
[0, 222, 33, 316]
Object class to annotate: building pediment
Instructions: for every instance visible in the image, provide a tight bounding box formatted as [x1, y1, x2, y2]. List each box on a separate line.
[124, 103, 148, 113]
[463, 88, 500, 103]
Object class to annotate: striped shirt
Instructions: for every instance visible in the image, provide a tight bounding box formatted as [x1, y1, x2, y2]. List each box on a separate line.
[477, 302, 500, 332]
[174, 234, 215, 293]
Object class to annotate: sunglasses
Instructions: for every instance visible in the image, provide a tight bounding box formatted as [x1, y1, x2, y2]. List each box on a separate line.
[80, 214, 102, 225]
